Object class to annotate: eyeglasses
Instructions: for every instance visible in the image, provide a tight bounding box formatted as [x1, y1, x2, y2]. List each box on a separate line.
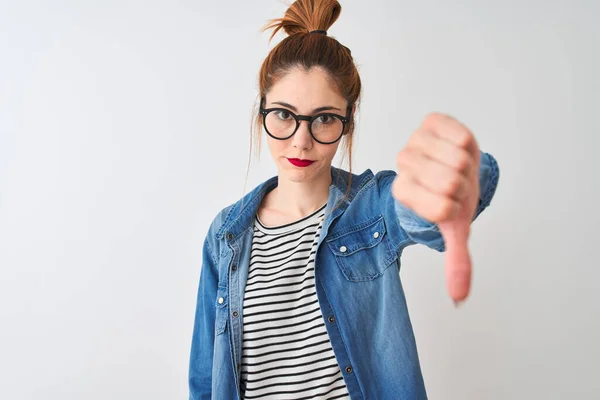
[259, 103, 352, 145]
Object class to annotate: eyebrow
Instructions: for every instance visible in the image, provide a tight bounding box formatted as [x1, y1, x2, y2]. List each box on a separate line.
[271, 101, 342, 113]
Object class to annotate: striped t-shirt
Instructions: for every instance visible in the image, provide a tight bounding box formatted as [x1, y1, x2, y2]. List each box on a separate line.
[239, 203, 350, 400]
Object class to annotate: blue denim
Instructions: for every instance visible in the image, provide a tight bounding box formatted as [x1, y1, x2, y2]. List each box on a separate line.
[189, 151, 500, 399]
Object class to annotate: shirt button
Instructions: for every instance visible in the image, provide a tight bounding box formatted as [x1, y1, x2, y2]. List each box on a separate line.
[226, 233, 234, 240]
[339, 245, 347, 253]
[232, 311, 239, 317]
[218, 297, 224, 304]
[232, 265, 237, 271]
[373, 231, 380, 239]
[328, 316, 335, 323]
[345, 366, 353, 373]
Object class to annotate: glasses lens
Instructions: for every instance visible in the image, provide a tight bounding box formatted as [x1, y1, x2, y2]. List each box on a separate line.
[311, 115, 344, 143]
[265, 110, 297, 138]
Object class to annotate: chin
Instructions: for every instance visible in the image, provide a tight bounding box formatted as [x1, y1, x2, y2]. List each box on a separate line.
[282, 167, 312, 182]
[280, 161, 318, 182]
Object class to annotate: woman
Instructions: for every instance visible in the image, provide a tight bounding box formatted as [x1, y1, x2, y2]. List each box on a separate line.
[189, 0, 499, 399]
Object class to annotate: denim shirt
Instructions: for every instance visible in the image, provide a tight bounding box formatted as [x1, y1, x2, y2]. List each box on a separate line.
[189, 151, 499, 400]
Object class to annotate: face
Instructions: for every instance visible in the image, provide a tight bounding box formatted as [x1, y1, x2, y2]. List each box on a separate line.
[263, 66, 349, 184]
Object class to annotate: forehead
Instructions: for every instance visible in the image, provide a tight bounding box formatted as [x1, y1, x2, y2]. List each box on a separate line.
[266, 67, 345, 108]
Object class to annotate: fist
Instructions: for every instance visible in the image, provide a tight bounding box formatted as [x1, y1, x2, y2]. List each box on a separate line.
[392, 112, 481, 304]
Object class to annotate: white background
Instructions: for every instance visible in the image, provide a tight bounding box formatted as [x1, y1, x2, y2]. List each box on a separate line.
[1, 0, 598, 398]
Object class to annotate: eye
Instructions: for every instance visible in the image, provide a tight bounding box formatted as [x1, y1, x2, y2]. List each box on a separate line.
[316, 115, 334, 124]
[274, 110, 293, 121]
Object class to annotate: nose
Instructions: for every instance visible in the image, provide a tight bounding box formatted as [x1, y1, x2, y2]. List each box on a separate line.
[291, 120, 313, 150]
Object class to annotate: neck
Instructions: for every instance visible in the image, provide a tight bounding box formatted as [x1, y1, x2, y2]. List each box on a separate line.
[267, 169, 332, 218]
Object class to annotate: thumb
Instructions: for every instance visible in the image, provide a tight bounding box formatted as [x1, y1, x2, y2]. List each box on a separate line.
[438, 218, 472, 303]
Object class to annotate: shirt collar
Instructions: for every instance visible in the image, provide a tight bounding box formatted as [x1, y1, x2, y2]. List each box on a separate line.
[215, 166, 373, 242]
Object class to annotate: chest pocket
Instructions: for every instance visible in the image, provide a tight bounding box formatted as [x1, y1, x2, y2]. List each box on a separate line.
[326, 215, 397, 282]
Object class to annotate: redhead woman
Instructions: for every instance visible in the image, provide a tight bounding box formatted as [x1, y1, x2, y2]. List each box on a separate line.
[189, 0, 499, 398]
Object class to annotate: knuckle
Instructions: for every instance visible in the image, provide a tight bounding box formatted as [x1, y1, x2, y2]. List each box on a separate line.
[397, 148, 417, 170]
[456, 151, 471, 172]
[436, 199, 456, 221]
[392, 175, 408, 200]
[444, 174, 463, 196]
[457, 130, 473, 148]
[396, 148, 408, 165]
[398, 192, 412, 206]
[426, 112, 444, 122]
[406, 131, 422, 148]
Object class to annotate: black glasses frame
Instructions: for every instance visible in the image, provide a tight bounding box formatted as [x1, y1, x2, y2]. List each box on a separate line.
[259, 101, 353, 145]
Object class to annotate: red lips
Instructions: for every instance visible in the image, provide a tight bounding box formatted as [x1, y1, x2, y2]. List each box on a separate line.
[287, 158, 314, 167]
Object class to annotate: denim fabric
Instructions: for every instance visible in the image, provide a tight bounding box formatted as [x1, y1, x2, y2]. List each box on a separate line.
[189, 151, 500, 400]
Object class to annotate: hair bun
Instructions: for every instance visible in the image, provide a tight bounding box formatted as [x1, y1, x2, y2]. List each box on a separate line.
[262, 0, 341, 40]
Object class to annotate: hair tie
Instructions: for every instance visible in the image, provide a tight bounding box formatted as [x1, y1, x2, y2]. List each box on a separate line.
[309, 30, 327, 35]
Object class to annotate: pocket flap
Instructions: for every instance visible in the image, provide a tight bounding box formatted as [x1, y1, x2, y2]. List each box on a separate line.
[326, 215, 387, 256]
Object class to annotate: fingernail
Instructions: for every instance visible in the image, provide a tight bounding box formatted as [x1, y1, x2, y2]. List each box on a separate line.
[454, 300, 464, 308]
